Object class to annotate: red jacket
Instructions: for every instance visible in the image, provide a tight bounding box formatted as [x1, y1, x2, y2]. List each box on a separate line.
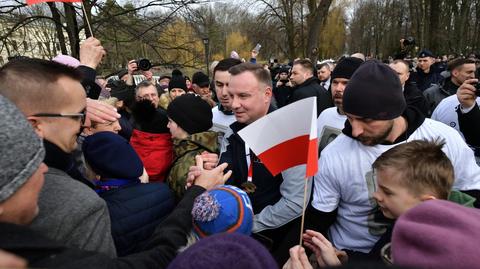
[130, 129, 173, 182]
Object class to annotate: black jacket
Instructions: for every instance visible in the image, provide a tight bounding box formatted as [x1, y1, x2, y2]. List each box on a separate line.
[403, 82, 429, 116]
[413, 67, 444, 92]
[273, 82, 293, 108]
[287, 77, 333, 116]
[78, 65, 101, 99]
[423, 77, 459, 116]
[457, 103, 480, 148]
[0, 186, 205, 269]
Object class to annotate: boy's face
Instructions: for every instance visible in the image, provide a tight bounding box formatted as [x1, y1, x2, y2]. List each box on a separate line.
[373, 167, 423, 219]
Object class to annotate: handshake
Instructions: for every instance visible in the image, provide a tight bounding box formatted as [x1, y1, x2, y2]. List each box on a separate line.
[186, 152, 232, 191]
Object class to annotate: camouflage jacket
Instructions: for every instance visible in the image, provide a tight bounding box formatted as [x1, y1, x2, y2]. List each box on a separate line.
[167, 131, 218, 199]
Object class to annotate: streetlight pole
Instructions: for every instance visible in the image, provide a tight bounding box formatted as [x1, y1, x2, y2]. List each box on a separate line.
[202, 37, 210, 75]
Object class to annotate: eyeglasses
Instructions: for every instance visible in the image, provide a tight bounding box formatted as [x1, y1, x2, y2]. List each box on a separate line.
[32, 111, 86, 125]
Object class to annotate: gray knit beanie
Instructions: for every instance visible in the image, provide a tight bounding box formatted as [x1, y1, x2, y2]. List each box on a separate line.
[0, 94, 45, 203]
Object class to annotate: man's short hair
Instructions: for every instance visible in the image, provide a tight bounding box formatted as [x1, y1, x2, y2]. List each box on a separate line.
[293, 59, 314, 74]
[214, 58, 243, 76]
[0, 58, 82, 115]
[135, 80, 156, 96]
[317, 63, 332, 71]
[372, 139, 454, 199]
[391, 59, 410, 72]
[228, 63, 272, 88]
[447, 58, 476, 72]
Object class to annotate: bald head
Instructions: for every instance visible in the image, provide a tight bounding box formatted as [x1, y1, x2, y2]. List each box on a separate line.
[389, 60, 410, 87]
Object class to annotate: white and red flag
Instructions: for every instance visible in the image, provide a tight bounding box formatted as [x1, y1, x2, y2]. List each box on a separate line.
[238, 97, 318, 177]
[27, 0, 82, 5]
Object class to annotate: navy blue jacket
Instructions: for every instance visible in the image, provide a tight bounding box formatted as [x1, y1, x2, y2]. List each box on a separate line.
[99, 182, 175, 256]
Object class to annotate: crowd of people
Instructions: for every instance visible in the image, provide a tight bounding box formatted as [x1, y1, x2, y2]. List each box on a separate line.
[0, 36, 479, 269]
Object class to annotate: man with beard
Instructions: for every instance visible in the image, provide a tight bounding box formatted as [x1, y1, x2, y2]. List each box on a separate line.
[287, 59, 332, 116]
[307, 60, 480, 261]
[317, 62, 333, 90]
[317, 57, 363, 154]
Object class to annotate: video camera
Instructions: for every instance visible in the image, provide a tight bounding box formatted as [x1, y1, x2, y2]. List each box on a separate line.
[402, 37, 415, 46]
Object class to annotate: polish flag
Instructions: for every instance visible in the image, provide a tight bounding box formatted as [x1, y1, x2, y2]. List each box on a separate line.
[27, 0, 82, 5]
[238, 97, 318, 177]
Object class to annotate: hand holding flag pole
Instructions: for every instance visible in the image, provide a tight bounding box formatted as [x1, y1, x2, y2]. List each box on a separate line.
[238, 97, 318, 246]
[27, 0, 94, 37]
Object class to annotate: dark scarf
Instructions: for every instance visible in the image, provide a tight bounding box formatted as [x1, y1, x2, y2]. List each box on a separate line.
[43, 139, 95, 189]
[218, 103, 234, 115]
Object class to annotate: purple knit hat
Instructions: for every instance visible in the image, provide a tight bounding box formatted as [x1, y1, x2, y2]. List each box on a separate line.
[392, 200, 480, 269]
[167, 233, 278, 269]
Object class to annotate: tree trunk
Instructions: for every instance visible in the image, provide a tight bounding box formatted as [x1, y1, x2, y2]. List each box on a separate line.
[47, 3, 68, 55]
[64, 3, 80, 58]
[306, 0, 333, 63]
[428, 0, 440, 53]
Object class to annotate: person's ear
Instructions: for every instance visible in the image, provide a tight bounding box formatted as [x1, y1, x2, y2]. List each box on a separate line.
[452, 69, 459, 78]
[83, 127, 94, 136]
[420, 194, 437, 201]
[27, 117, 45, 138]
[264, 86, 272, 99]
[116, 100, 124, 109]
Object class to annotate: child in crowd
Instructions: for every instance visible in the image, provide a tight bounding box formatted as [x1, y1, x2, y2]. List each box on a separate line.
[83, 131, 175, 256]
[166, 94, 218, 199]
[179, 185, 254, 251]
[286, 139, 476, 268]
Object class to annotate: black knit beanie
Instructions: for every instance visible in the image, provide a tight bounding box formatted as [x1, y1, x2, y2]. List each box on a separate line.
[167, 94, 213, 134]
[168, 76, 187, 92]
[343, 60, 406, 120]
[331, 57, 364, 80]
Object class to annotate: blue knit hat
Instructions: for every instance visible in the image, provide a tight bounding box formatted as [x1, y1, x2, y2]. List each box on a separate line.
[192, 185, 253, 237]
[82, 131, 143, 179]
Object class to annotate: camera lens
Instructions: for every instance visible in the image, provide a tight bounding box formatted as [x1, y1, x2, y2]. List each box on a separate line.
[137, 59, 152, 71]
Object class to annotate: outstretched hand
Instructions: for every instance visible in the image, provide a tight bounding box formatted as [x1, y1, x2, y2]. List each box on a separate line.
[282, 246, 313, 269]
[302, 230, 343, 267]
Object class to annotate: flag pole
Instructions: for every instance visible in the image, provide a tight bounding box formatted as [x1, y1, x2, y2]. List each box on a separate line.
[80, 0, 94, 37]
[298, 177, 309, 246]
